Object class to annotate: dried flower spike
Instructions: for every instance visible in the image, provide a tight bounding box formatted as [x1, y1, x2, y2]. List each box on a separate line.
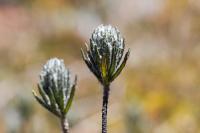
[81, 25, 130, 86]
[81, 25, 130, 133]
[33, 58, 77, 133]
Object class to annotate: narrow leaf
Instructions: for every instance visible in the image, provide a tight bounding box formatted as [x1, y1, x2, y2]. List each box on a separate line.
[82, 49, 102, 83]
[101, 55, 107, 79]
[111, 49, 130, 82]
[64, 76, 77, 114]
[32, 90, 60, 117]
[46, 86, 58, 112]
[38, 83, 50, 106]
[108, 45, 117, 77]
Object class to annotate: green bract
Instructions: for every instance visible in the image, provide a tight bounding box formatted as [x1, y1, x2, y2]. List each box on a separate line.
[33, 58, 77, 117]
[81, 25, 130, 86]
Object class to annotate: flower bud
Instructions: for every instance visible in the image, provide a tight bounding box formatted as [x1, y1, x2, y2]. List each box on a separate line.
[33, 58, 77, 117]
[81, 25, 130, 86]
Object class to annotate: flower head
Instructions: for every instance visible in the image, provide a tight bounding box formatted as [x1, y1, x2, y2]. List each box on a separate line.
[33, 58, 77, 117]
[81, 25, 130, 86]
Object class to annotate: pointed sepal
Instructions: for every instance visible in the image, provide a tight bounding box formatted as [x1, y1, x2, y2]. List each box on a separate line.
[110, 49, 130, 82]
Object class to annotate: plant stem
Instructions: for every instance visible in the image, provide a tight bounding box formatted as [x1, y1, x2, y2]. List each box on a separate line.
[102, 85, 110, 133]
[61, 116, 69, 133]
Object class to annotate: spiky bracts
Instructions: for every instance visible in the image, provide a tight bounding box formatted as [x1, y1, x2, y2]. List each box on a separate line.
[33, 58, 77, 117]
[81, 25, 130, 86]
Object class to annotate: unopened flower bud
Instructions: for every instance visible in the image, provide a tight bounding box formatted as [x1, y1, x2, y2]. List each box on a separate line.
[81, 25, 130, 86]
[33, 58, 77, 117]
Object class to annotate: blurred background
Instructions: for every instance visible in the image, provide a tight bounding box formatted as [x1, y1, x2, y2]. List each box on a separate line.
[0, 0, 200, 133]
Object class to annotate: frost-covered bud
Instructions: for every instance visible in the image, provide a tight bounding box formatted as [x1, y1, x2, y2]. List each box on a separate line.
[81, 25, 130, 86]
[33, 58, 77, 117]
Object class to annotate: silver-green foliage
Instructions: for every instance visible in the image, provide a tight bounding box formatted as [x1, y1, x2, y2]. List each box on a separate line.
[81, 25, 130, 86]
[33, 58, 77, 117]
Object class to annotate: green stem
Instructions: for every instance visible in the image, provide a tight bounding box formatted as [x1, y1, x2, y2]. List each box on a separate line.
[102, 85, 110, 133]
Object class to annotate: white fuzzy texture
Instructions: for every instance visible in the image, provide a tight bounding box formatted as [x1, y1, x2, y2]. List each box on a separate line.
[40, 58, 70, 106]
[91, 25, 124, 52]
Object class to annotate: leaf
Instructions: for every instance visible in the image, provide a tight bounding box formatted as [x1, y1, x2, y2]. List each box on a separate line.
[101, 55, 108, 80]
[32, 90, 60, 117]
[81, 48, 103, 83]
[50, 78, 62, 111]
[38, 83, 50, 106]
[46, 86, 58, 112]
[66, 68, 70, 89]
[88, 51, 101, 76]
[58, 88, 65, 112]
[110, 49, 130, 82]
[103, 41, 112, 68]
[59, 70, 70, 112]
[64, 76, 77, 114]
[84, 43, 89, 51]
[116, 38, 125, 65]
[108, 45, 117, 77]
[93, 45, 102, 68]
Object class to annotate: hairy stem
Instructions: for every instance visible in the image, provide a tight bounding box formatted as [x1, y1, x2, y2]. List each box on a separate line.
[102, 85, 110, 133]
[61, 116, 69, 133]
